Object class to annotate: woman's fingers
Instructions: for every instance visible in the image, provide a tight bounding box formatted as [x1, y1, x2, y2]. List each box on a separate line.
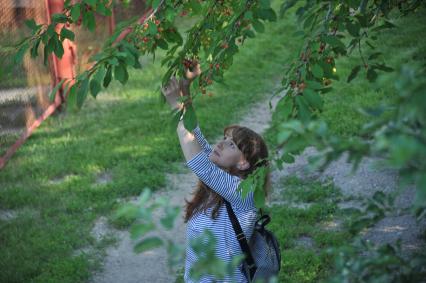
[184, 62, 202, 81]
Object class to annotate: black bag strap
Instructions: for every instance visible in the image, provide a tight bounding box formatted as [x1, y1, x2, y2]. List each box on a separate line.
[224, 200, 257, 280]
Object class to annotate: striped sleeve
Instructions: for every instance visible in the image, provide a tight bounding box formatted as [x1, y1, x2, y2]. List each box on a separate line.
[193, 124, 213, 155]
[186, 150, 255, 210]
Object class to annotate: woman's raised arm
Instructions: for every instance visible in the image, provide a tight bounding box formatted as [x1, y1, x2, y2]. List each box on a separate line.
[175, 61, 206, 162]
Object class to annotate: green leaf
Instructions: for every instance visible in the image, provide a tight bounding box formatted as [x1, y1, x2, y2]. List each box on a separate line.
[303, 88, 323, 110]
[156, 39, 168, 50]
[260, 0, 271, 9]
[322, 35, 346, 50]
[66, 84, 77, 112]
[368, 52, 382, 60]
[165, 9, 175, 22]
[48, 79, 66, 102]
[45, 35, 55, 54]
[134, 237, 163, 253]
[76, 78, 89, 108]
[366, 67, 378, 82]
[280, 119, 304, 134]
[160, 206, 180, 230]
[274, 94, 293, 121]
[60, 27, 75, 41]
[311, 63, 324, 79]
[281, 152, 295, 163]
[372, 63, 394, 72]
[90, 78, 101, 98]
[114, 64, 129, 85]
[243, 29, 256, 38]
[70, 4, 81, 22]
[253, 180, 265, 208]
[43, 42, 49, 65]
[148, 21, 158, 35]
[252, 19, 265, 33]
[345, 20, 360, 37]
[244, 11, 253, 19]
[188, 0, 202, 14]
[365, 40, 375, 49]
[14, 42, 29, 64]
[295, 95, 311, 124]
[277, 129, 292, 144]
[109, 57, 119, 66]
[30, 38, 41, 58]
[183, 104, 197, 132]
[257, 8, 277, 21]
[24, 19, 37, 31]
[281, 135, 307, 154]
[52, 13, 68, 24]
[52, 35, 64, 58]
[305, 80, 322, 90]
[82, 10, 96, 31]
[46, 24, 55, 37]
[371, 19, 397, 32]
[130, 223, 155, 240]
[103, 65, 112, 87]
[84, 0, 97, 7]
[347, 65, 361, 82]
[96, 3, 112, 16]
[117, 51, 135, 67]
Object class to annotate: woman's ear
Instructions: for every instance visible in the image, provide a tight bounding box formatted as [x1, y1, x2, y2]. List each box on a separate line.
[237, 159, 250, 171]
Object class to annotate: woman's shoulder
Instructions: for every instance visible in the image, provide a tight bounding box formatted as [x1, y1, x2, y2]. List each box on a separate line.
[230, 202, 258, 214]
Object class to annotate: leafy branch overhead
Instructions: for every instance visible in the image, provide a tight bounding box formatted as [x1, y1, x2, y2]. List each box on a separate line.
[5, 0, 426, 227]
[7, 0, 278, 116]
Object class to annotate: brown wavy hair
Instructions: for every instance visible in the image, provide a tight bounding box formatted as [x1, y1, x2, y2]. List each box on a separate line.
[184, 124, 271, 223]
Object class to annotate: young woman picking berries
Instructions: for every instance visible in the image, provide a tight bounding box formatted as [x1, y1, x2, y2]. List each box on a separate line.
[161, 61, 271, 283]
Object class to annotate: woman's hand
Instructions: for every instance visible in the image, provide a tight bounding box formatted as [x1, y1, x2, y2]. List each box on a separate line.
[184, 61, 202, 82]
[161, 61, 202, 111]
[180, 60, 202, 98]
[161, 75, 183, 111]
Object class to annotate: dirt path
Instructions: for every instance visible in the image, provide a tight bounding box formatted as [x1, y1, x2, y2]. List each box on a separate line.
[89, 84, 425, 283]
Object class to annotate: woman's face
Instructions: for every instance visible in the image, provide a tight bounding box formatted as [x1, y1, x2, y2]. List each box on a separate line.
[209, 132, 249, 171]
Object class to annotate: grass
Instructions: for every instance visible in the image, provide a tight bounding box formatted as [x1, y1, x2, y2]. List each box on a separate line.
[0, 0, 300, 282]
[266, 176, 353, 283]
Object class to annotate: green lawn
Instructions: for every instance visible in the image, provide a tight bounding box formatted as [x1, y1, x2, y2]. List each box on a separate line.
[0, 1, 301, 282]
[268, 176, 351, 283]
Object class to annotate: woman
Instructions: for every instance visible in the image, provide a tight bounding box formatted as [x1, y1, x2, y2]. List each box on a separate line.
[161, 62, 271, 282]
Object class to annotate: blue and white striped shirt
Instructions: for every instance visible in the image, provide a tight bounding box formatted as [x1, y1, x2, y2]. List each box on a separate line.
[184, 124, 258, 283]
